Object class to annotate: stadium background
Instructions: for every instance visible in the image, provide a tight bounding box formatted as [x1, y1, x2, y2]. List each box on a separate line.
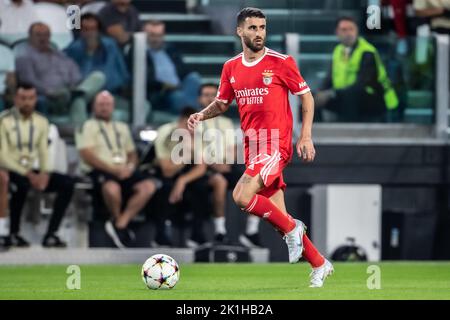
[0, 0, 449, 299]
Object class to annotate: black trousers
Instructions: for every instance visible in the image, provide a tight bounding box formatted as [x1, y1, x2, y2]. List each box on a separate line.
[323, 87, 387, 123]
[151, 167, 211, 240]
[206, 164, 244, 190]
[8, 171, 76, 235]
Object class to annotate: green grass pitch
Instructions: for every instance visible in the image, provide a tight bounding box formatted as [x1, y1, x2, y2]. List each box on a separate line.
[0, 262, 449, 300]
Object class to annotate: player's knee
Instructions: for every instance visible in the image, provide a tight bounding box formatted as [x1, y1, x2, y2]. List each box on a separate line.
[210, 173, 228, 190]
[136, 180, 156, 195]
[102, 181, 121, 198]
[0, 171, 9, 185]
[233, 190, 253, 209]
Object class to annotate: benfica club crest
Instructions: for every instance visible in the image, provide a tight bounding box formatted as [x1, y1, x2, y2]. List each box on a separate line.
[262, 70, 274, 86]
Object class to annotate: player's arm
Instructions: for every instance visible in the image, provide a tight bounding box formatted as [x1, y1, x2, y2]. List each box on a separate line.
[280, 56, 316, 163]
[169, 163, 208, 204]
[187, 99, 229, 131]
[188, 62, 234, 131]
[296, 91, 316, 162]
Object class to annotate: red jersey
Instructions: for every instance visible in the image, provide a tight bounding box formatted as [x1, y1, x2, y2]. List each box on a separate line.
[216, 47, 310, 165]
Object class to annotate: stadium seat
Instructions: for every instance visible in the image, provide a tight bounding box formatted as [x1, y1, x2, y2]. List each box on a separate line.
[34, 2, 74, 49]
[0, 42, 14, 75]
[30, 124, 68, 174]
[80, 1, 106, 14]
[49, 123, 69, 174]
[11, 38, 30, 57]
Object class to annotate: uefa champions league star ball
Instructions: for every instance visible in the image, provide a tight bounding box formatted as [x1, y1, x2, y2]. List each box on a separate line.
[141, 254, 180, 290]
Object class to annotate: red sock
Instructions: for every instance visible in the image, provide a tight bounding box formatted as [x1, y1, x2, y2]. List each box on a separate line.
[302, 234, 325, 268]
[244, 194, 296, 234]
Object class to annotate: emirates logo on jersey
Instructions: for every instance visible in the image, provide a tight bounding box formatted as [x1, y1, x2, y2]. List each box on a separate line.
[262, 70, 274, 86]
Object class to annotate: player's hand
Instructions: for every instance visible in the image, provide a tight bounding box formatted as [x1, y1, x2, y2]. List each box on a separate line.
[119, 166, 133, 180]
[296, 137, 316, 162]
[112, 165, 132, 180]
[169, 178, 186, 204]
[314, 90, 334, 108]
[27, 171, 40, 189]
[36, 173, 50, 191]
[187, 113, 204, 132]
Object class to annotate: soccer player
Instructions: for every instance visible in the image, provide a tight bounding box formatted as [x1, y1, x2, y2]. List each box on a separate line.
[188, 7, 333, 287]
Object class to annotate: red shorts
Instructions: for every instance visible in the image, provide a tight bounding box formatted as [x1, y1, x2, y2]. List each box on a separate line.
[244, 150, 288, 198]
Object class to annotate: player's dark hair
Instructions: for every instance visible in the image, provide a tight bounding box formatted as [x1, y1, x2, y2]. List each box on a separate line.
[237, 7, 266, 26]
[335, 16, 358, 28]
[16, 82, 36, 91]
[180, 106, 198, 118]
[80, 13, 103, 31]
[199, 83, 218, 96]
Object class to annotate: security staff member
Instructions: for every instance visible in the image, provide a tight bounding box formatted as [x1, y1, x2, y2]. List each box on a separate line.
[315, 16, 399, 122]
[0, 169, 8, 250]
[77, 91, 157, 248]
[0, 83, 75, 247]
[152, 107, 209, 247]
[0, 109, 10, 249]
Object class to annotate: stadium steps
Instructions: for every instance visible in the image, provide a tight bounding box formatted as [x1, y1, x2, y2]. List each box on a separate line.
[133, 0, 187, 13]
[0, 247, 270, 265]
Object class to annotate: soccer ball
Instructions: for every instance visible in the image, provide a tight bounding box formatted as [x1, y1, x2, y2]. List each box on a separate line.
[141, 254, 180, 290]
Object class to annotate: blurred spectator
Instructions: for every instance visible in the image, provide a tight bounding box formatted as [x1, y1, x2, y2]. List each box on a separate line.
[315, 17, 399, 122]
[387, 0, 409, 38]
[197, 83, 262, 247]
[152, 107, 209, 247]
[98, 0, 141, 46]
[77, 91, 158, 248]
[15, 22, 105, 125]
[0, 114, 8, 249]
[414, 0, 450, 34]
[34, 0, 90, 6]
[0, 0, 38, 43]
[198, 83, 233, 244]
[0, 168, 8, 249]
[0, 43, 16, 111]
[77, 0, 95, 6]
[65, 13, 130, 95]
[144, 20, 202, 114]
[387, 0, 410, 55]
[0, 83, 76, 248]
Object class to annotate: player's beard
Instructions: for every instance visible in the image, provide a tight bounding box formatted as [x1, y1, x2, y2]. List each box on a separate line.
[243, 35, 265, 53]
